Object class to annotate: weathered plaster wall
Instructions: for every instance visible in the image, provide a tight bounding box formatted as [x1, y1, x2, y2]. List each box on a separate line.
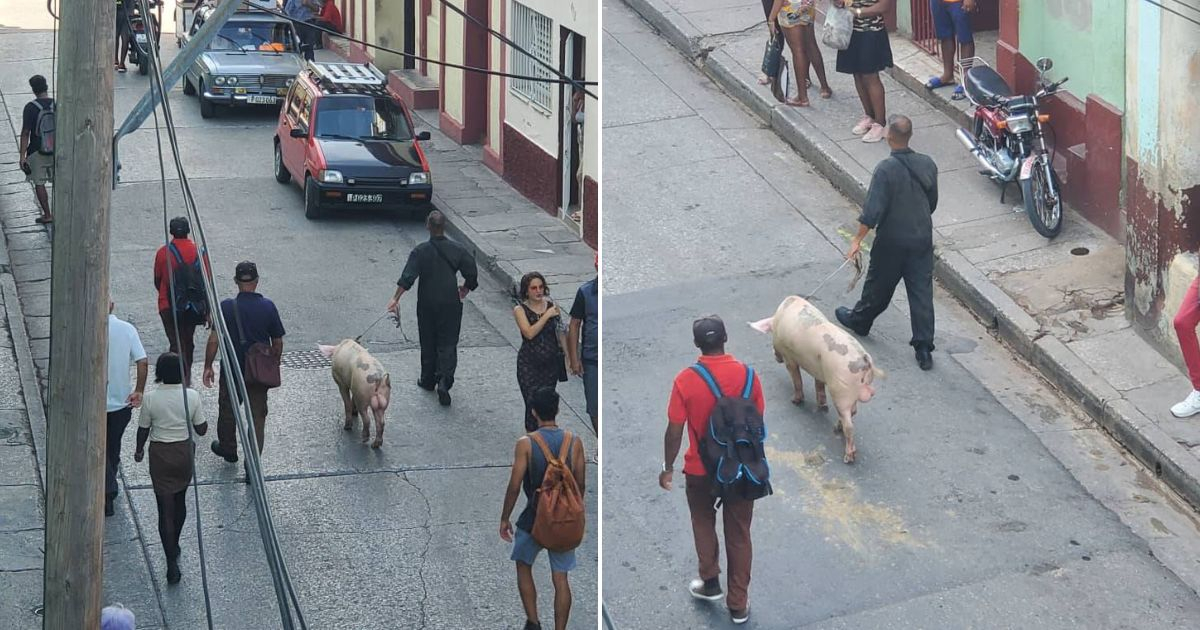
[442, 1, 465, 122]
[1123, 0, 1200, 350]
[373, 0, 409, 72]
[1018, 0, 1125, 108]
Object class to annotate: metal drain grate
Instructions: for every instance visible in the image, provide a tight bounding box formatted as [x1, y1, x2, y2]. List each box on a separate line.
[280, 350, 332, 370]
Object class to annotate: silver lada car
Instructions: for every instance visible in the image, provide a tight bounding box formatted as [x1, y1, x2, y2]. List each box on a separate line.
[180, 7, 304, 119]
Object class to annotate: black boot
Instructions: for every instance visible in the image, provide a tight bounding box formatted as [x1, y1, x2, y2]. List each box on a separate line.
[915, 347, 933, 371]
[166, 556, 181, 584]
[835, 306, 869, 336]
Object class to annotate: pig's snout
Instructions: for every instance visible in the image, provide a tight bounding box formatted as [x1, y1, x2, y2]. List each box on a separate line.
[858, 384, 875, 402]
[748, 317, 774, 334]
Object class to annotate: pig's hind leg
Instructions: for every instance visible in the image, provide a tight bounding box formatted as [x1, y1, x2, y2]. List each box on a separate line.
[785, 359, 805, 405]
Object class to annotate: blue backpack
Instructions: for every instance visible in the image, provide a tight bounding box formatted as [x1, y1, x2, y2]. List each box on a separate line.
[690, 362, 772, 502]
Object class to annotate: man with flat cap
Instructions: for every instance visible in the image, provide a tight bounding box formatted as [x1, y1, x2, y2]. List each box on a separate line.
[386, 210, 479, 406]
[658, 315, 765, 625]
[203, 261, 285, 469]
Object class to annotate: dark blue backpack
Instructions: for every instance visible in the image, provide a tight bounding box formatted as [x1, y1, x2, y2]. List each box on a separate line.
[690, 363, 772, 502]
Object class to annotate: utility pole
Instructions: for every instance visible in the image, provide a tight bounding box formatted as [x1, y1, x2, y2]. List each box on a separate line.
[43, 0, 115, 626]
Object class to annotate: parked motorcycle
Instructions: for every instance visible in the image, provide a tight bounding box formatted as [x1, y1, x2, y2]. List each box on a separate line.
[126, 0, 163, 77]
[955, 56, 1069, 238]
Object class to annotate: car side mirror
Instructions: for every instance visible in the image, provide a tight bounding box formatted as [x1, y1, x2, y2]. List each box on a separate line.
[290, 127, 308, 138]
[416, 131, 431, 141]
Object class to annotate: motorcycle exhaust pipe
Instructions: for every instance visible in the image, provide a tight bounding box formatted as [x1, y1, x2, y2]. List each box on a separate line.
[955, 128, 1004, 179]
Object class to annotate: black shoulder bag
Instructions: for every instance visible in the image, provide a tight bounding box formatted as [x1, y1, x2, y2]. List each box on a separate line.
[894, 155, 933, 208]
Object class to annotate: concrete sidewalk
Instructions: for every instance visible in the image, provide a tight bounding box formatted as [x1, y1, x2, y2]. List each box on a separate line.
[621, 0, 1200, 510]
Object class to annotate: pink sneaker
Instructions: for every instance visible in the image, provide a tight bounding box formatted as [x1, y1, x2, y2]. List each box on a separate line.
[851, 115, 874, 136]
[861, 123, 886, 143]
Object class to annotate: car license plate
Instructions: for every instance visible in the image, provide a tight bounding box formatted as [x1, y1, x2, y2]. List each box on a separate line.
[135, 33, 147, 43]
[247, 95, 276, 105]
[348, 194, 383, 203]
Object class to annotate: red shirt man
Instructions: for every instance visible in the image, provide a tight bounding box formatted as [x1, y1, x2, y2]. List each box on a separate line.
[152, 217, 209, 383]
[659, 315, 763, 625]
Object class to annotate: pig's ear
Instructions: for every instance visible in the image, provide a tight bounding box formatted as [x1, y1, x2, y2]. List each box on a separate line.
[873, 366, 887, 380]
[385, 374, 391, 387]
[748, 318, 773, 333]
[317, 344, 335, 359]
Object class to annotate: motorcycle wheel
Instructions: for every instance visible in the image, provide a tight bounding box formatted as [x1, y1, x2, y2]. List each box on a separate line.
[1021, 159, 1063, 239]
[138, 52, 149, 76]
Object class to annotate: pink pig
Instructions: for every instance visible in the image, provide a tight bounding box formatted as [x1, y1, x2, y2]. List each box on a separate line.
[318, 340, 392, 448]
[749, 296, 883, 464]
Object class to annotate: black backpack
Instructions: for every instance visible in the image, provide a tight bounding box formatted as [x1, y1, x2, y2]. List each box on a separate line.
[167, 243, 209, 325]
[690, 362, 773, 502]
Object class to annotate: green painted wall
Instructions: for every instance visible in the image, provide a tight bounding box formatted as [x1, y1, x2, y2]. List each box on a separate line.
[1018, 0, 1125, 108]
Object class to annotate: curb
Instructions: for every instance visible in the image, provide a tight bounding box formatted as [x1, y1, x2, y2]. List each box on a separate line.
[432, 193, 520, 300]
[621, 0, 1200, 511]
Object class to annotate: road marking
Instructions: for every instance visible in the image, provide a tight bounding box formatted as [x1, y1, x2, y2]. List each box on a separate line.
[766, 445, 929, 555]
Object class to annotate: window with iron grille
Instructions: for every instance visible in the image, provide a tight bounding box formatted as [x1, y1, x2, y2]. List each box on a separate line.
[509, 1, 553, 114]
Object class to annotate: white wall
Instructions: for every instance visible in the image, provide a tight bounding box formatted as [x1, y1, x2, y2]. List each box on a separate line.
[504, 0, 598, 182]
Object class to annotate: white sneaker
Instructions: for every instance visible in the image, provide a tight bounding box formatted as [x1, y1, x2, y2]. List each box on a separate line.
[861, 123, 886, 143]
[851, 115, 874, 135]
[1171, 390, 1200, 418]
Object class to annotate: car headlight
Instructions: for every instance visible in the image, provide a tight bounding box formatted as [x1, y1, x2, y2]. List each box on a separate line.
[1005, 114, 1033, 133]
[226, 76, 239, 86]
[214, 76, 226, 86]
[319, 170, 344, 184]
[286, 78, 295, 86]
[408, 172, 429, 185]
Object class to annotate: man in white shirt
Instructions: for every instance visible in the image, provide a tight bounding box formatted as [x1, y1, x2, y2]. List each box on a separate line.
[106, 301, 148, 517]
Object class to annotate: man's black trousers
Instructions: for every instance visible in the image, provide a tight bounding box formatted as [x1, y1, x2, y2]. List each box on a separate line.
[417, 301, 463, 390]
[842, 241, 936, 351]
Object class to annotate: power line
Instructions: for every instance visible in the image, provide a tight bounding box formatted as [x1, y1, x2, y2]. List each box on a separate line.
[138, 0, 217, 626]
[245, 1, 599, 100]
[136, 1, 308, 626]
[1143, 0, 1200, 27]
[1164, 0, 1200, 16]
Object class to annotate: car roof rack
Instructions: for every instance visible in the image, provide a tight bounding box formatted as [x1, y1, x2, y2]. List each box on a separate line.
[305, 61, 390, 97]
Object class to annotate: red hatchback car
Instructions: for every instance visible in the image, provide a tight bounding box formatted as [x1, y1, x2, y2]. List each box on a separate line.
[273, 61, 433, 219]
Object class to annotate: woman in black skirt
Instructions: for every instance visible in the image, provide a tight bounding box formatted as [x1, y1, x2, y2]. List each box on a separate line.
[134, 352, 206, 585]
[513, 272, 567, 432]
[834, 0, 895, 143]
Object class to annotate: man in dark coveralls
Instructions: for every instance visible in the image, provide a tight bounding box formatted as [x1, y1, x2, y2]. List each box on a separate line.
[387, 211, 479, 406]
[835, 115, 939, 371]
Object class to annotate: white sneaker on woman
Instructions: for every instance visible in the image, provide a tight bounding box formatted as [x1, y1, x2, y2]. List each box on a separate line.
[851, 115, 874, 135]
[1171, 390, 1200, 418]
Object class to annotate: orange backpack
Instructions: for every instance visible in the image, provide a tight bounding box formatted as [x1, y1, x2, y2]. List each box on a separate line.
[529, 431, 586, 552]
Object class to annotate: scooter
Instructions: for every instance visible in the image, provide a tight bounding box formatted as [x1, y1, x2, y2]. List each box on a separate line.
[126, 0, 163, 77]
[955, 56, 1069, 238]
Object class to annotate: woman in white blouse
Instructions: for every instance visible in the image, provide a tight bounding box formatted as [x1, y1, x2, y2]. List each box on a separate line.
[133, 352, 206, 585]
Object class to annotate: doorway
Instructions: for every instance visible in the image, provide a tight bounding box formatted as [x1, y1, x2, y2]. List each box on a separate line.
[558, 28, 585, 232]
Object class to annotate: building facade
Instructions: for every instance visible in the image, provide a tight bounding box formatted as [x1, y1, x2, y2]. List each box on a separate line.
[890, 1, 1198, 360]
[325, 0, 598, 249]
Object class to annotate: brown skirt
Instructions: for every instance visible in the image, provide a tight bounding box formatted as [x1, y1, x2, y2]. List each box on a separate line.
[149, 440, 194, 496]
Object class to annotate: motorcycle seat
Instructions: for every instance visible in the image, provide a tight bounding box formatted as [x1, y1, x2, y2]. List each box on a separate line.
[965, 66, 1014, 105]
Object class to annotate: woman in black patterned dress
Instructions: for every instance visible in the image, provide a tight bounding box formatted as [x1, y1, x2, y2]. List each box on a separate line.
[514, 272, 566, 432]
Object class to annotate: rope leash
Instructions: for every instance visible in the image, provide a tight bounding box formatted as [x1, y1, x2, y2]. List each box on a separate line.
[803, 257, 852, 300]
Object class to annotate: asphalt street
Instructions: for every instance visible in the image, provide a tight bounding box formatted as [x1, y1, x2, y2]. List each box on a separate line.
[0, 6, 596, 628]
[601, 2, 1200, 628]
